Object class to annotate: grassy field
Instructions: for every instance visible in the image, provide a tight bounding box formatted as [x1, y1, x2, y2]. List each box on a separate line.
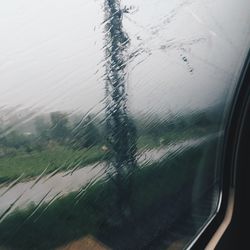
[0, 146, 108, 183]
[0, 138, 217, 250]
[0, 125, 216, 184]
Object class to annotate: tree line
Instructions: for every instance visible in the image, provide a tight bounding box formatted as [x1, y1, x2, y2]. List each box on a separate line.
[0, 108, 220, 156]
[0, 112, 104, 155]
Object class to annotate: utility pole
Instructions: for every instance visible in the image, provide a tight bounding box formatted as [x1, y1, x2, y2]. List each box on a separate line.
[103, 0, 137, 221]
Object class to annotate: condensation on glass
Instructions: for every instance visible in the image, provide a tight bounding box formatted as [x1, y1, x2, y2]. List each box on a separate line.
[0, 0, 249, 249]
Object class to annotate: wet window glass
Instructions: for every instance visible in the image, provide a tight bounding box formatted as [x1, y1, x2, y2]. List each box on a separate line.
[0, 0, 249, 249]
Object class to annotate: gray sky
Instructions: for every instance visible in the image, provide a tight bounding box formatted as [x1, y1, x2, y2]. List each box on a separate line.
[0, 0, 249, 115]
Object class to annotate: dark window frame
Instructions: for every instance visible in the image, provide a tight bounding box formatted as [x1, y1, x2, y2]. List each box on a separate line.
[189, 49, 250, 250]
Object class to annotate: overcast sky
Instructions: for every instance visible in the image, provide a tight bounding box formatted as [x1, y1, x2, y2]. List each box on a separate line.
[0, 0, 249, 116]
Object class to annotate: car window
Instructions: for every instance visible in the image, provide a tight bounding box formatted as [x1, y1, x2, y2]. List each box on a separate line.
[0, 0, 249, 249]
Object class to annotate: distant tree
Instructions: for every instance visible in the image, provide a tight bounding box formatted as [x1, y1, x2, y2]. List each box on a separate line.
[1, 130, 33, 153]
[71, 116, 101, 149]
[193, 112, 211, 127]
[84, 119, 100, 148]
[50, 112, 70, 144]
[34, 116, 50, 140]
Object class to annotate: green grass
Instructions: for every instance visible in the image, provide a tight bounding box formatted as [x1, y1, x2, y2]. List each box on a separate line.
[0, 145, 108, 183]
[0, 138, 217, 250]
[0, 126, 216, 184]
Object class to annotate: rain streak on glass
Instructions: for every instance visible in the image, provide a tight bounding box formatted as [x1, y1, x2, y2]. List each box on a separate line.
[0, 0, 250, 249]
